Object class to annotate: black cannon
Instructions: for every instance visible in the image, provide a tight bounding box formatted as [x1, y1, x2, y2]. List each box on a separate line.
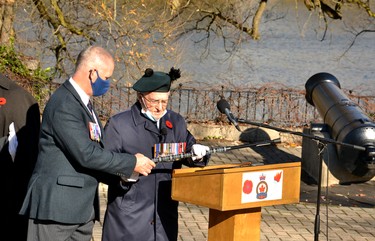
[303, 72, 375, 184]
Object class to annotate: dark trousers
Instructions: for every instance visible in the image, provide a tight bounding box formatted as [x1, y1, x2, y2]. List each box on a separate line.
[27, 218, 95, 241]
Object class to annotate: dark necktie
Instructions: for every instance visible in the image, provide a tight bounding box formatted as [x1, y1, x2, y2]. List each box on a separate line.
[87, 100, 93, 115]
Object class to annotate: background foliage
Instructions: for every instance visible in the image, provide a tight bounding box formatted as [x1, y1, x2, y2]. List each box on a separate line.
[0, 0, 374, 104]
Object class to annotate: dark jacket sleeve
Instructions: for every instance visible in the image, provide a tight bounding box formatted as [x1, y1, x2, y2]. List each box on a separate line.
[0, 136, 7, 151]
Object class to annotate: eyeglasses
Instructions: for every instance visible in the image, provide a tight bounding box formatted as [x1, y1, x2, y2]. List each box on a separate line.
[142, 95, 169, 106]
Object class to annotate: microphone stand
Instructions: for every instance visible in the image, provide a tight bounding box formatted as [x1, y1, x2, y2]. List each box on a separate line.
[314, 142, 325, 241]
[237, 118, 365, 151]
[236, 118, 366, 241]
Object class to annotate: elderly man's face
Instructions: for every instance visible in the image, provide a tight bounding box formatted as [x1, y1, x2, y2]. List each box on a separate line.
[141, 92, 170, 120]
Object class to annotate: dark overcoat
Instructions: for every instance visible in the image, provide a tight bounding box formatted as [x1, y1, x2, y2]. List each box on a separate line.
[102, 102, 209, 241]
[0, 74, 40, 240]
[19, 80, 139, 225]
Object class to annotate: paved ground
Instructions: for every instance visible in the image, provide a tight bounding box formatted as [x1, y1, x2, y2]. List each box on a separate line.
[92, 140, 375, 241]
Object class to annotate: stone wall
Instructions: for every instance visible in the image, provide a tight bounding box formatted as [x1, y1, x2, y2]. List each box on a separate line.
[187, 123, 301, 145]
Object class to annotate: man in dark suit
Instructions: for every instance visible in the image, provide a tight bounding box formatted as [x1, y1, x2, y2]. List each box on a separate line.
[19, 45, 156, 241]
[0, 73, 40, 241]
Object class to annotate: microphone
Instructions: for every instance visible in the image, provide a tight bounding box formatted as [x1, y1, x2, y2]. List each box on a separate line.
[159, 127, 168, 142]
[216, 99, 241, 132]
[160, 127, 168, 136]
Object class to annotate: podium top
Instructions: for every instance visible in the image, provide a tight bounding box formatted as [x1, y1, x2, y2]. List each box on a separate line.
[173, 162, 300, 177]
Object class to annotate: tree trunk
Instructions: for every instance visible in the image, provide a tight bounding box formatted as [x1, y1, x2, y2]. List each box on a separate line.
[0, 0, 15, 46]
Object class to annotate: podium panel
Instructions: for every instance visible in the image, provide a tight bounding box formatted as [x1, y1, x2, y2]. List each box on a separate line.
[208, 207, 262, 241]
[172, 162, 301, 211]
[172, 162, 301, 241]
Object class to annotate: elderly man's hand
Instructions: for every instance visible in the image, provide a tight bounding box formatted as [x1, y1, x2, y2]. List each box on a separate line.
[191, 144, 210, 161]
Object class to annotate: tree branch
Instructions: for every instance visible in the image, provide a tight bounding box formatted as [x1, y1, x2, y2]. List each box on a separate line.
[252, 0, 267, 40]
[198, 9, 253, 36]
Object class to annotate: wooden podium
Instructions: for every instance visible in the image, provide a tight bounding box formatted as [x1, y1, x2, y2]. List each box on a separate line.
[172, 162, 301, 241]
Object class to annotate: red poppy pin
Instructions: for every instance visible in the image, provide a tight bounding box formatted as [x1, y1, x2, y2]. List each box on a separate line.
[166, 120, 173, 129]
[0, 97, 6, 106]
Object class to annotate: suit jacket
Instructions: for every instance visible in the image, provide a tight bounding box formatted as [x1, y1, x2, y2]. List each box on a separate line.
[19, 80, 137, 224]
[0, 73, 40, 240]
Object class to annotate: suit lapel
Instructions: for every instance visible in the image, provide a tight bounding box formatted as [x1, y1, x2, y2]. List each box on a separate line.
[62, 81, 104, 145]
[63, 81, 95, 121]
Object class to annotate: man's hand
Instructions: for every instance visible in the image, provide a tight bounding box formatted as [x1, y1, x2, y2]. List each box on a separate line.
[191, 144, 210, 161]
[134, 153, 156, 176]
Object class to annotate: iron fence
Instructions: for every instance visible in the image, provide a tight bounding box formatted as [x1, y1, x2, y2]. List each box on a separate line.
[43, 83, 375, 127]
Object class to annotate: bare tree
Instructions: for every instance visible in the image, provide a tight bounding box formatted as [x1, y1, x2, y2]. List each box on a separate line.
[1, 0, 374, 89]
[168, 0, 374, 51]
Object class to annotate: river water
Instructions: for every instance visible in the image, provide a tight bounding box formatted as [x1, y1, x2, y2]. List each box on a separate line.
[15, 1, 374, 95]
[172, 1, 375, 95]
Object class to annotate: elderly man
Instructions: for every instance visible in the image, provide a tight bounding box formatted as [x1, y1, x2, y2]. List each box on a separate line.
[102, 67, 210, 241]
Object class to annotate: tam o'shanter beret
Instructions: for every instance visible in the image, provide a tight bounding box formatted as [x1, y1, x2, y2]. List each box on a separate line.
[132, 67, 181, 93]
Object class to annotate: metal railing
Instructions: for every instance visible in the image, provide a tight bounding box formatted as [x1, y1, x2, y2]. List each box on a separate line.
[43, 83, 375, 127]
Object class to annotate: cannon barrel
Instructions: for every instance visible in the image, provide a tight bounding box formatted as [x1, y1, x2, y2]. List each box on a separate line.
[305, 72, 375, 182]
